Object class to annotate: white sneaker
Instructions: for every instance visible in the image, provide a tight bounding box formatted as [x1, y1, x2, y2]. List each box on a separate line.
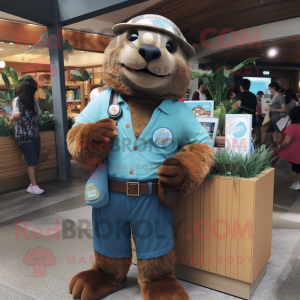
[27, 185, 44, 194]
[290, 182, 300, 191]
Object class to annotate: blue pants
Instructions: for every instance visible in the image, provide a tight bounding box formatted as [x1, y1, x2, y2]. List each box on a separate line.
[92, 189, 174, 259]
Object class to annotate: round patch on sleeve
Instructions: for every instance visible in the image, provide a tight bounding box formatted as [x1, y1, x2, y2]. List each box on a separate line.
[152, 128, 173, 148]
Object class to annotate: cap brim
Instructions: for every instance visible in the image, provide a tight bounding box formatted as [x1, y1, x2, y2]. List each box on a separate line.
[112, 23, 196, 60]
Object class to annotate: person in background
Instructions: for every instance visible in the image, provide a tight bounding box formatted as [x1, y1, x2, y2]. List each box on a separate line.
[255, 91, 264, 124]
[278, 106, 300, 190]
[296, 92, 300, 102]
[262, 82, 286, 147]
[230, 88, 240, 102]
[257, 91, 264, 102]
[253, 92, 264, 143]
[231, 79, 257, 122]
[279, 88, 286, 96]
[192, 80, 207, 100]
[8, 79, 44, 194]
[285, 89, 297, 117]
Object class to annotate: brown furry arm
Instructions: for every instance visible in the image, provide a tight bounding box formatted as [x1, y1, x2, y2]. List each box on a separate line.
[67, 118, 118, 166]
[156, 143, 214, 195]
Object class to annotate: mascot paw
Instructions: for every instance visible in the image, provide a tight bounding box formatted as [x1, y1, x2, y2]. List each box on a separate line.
[142, 278, 189, 300]
[87, 118, 118, 144]
[69, 269, 123, 300]
[156, 157, 187, 190]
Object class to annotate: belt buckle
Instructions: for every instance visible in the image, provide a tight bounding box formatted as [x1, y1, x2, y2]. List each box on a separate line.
[127, 182, 139, 196]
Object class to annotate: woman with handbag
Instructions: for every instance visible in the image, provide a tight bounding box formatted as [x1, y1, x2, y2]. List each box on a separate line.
[278, 106, 300, 190]
[8, 79, 44, 194]
[261, 82, 286, 147]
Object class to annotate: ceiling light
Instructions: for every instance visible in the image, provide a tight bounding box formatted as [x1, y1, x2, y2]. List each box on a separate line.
[28, 24, 33, 26]
[0, 42, 3, 43]
[0, 61, 5, 68]
[268, 49, 277, 57]
[0, 49, 3, 51]
[10, 42, 13, 44]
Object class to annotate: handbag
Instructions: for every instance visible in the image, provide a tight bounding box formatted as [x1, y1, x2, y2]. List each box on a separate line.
[85, 160, 110, 208]
[262, 111, 271, 126]
[84, 89, 120, 208]
[271, 118, 289, 167]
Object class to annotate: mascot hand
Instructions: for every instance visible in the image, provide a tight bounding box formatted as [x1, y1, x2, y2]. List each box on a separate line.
[156, 157, 186, 190]
[67, 118, 118, 165]
[157, 143, 214, 195]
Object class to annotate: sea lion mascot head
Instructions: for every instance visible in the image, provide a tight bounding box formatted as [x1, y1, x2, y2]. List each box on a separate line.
[101, 14, 195, 100]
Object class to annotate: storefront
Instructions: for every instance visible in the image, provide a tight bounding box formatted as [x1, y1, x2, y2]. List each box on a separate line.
[0, 19, 111, 192]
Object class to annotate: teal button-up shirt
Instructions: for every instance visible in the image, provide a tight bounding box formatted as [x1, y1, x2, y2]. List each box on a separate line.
[74, 88, 211, 180]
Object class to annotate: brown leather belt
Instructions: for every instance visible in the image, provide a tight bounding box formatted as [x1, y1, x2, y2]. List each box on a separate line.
[108, 180, 158, 196]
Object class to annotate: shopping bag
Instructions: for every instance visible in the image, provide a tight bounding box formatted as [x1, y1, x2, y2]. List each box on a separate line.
[85, 160, 109, 208]
[262, 111, 271, 126]
[276, 116, 289, 132]
[271, 119, 289, 167]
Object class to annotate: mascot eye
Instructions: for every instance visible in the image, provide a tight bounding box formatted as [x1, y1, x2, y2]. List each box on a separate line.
[128, 32, 139, 42]
[166, 41, 175, 53]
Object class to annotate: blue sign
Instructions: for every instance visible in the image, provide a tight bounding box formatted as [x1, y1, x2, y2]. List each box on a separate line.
[232, 122, 247, 138]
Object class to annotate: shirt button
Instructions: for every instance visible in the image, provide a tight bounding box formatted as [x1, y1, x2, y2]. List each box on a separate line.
[129, 170, 133, 175]
[126, 124, 130, 128]
[133, 147, 137, 151]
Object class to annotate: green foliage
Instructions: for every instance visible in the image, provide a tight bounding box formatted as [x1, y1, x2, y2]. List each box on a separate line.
[70, 67, 91, 82]
[0, 114, 75, 137]
[39, 98, 53, 113]
[39, 88, 53, 112]
[67, 116, 75, 129]
[208, 144, 274, 180]
[1, 63, 34, 103]
[38, 115, 75, 132]
[214, 99, 241, 135]
[190, 58, 260, 107]
[0, 115, 14, 136]
[38, 114, 55, 132]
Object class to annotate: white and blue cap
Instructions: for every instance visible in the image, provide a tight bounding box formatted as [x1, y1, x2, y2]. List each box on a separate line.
[112, 14, 196, 59]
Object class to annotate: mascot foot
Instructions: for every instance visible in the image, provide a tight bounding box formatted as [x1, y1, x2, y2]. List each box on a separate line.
[69, 251, 131, 300]
[138, 249, 189, 300]
[69, 269, 125, 300]
[141, 277, 189, 300]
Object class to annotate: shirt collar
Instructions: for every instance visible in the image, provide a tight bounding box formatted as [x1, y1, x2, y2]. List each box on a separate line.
[117, 90, 175, 115]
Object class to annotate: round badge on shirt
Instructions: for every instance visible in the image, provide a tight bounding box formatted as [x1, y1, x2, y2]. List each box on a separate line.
[152, 128, 173, 148]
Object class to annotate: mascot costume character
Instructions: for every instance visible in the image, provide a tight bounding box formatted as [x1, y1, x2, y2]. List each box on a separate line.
[67, 14, 214, 300]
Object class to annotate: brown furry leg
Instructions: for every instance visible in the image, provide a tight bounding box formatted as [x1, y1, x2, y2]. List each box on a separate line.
[69, 250, 131, 300]
[137, 249, 189, 300]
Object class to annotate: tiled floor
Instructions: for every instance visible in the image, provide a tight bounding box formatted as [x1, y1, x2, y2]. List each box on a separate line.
[0, 159, 300, 300]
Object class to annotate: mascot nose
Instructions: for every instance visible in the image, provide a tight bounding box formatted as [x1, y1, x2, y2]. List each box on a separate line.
[138, 44, 161, 63]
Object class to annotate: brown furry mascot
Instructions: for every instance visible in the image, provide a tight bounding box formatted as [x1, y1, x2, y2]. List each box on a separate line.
[67, 14, 214, 300]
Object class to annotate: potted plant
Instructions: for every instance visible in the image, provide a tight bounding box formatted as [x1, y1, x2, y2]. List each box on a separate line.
[190, 58, 260, 145]
[0, 113, 74, 193]
[131, 144, 275, 299]
[1, 63, 34, 104]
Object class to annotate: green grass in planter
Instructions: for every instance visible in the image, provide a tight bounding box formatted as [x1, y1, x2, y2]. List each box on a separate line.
[208, 144, 274, 180]
[67, 116, 75, 130]
[38, 114, 56, 132]
[0, 115, 14, 136]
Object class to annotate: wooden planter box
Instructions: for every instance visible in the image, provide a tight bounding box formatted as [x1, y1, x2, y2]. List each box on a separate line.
[0, 131, 58, 193]
[132, 168, 274, 300]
